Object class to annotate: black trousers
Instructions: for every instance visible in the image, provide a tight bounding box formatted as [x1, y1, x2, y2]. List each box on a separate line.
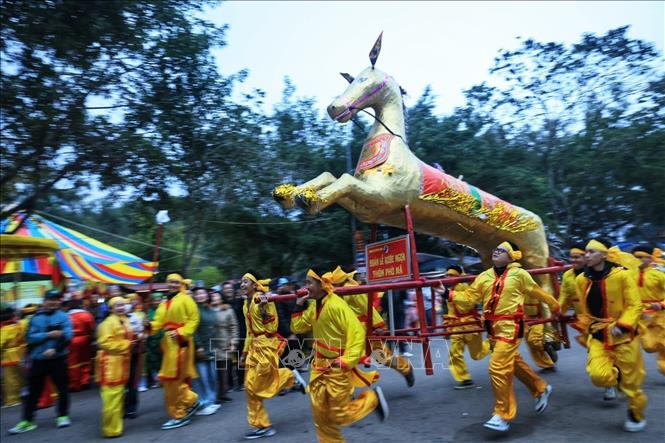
[124, 350, 140, 414]
[23, 356, 69, 421]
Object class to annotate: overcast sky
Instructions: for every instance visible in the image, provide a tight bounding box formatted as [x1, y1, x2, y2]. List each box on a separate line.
[206, 1, 664, 116]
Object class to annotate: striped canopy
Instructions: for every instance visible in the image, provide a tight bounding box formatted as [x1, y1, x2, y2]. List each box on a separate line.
[1, 213, 158, 285]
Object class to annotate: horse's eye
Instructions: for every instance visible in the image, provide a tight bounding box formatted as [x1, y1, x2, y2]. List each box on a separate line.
[357, 77, 367, 83]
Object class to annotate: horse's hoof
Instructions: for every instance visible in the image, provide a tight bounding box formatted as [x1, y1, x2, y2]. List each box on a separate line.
[272, 184, 297, 209]
[294, 193, 312, 211]
[294, 193, 322, 215]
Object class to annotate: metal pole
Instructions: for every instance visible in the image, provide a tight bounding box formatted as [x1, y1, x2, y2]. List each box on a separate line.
[147, 223, 164, 296]
[346, 143, 357, 266]
[387, 289, 395, 352]
[404, 205, 433, 375]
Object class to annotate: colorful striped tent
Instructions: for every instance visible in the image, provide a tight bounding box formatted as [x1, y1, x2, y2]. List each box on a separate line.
[1, 213, 157, 285]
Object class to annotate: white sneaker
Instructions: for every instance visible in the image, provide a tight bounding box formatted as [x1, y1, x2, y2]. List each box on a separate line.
[138, 386, 148, 392]
[292, 369, 308, 394]
[195, 404, 219, 416]
[623, 418, 646, 432]
[483, 415, 509, 432]
[374, 386, 389, 422]
[603, 386, 617, 401]
[534, 384, 552, 414]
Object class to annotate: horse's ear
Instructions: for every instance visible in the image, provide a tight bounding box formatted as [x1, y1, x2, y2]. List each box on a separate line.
[340, 73, 354, 84]
[369, 31, 383, 68]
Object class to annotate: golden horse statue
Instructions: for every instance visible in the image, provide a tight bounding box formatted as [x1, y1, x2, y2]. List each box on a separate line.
[273, 35, 550, 271]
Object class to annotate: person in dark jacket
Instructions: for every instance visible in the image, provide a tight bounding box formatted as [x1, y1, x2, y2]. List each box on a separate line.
[9, 290, 73, 434]
[192, 287, 220, 416]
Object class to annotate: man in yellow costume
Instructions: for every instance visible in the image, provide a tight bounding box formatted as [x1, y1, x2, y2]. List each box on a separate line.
[575, 238, 647, 432]
[144, 273, 200, 430]
[559, 245, 618, 401]
[240, 271, 302, 440]
[630, 245, 665, 375]
[96, 296, 133, 438]
[292, 266, 389, 443]
[1, 305, 25, 407]
[448, 241, 559, 432]
[329, 266, 414, 387]
[442, 265, 490, 390]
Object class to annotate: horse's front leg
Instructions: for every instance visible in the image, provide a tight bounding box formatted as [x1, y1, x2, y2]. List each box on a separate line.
[272, 172, 337, 209]
[295, 173, 382, 215]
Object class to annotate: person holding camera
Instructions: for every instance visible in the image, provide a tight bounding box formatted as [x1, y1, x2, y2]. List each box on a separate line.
[9, 290, 73, 434]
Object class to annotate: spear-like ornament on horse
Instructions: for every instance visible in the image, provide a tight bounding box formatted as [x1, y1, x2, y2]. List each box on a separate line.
[369, 31, 383, 68]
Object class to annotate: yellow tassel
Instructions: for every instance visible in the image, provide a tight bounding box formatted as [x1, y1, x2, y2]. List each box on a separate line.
[273, 183, 298, 200]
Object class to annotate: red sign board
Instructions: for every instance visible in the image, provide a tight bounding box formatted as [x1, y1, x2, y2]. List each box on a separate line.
[365, 235, 411, 283]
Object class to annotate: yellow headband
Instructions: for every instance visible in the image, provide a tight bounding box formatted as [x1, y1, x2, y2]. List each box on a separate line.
[633, 248, 664, 264]
[243, 273, 271, 292]
[307, 269, 335, 294]
[569, 248, 585, 256]
[498, 241, 522, 261]
[329, 266, 359, 287]
[166, 273, 183, 283]
[585, 241, 641, 270]
[446, 269, 460, 276]
[108, 296, 127, 308]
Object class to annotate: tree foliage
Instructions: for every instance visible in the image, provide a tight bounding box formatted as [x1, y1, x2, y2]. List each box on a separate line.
[2, 8, 662, 284]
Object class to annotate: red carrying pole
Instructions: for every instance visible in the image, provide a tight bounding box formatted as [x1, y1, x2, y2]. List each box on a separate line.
[404, 205, 434, 375]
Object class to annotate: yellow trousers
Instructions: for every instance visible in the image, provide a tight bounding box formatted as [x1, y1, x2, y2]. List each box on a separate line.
[448, 332, 490, 382]
[1, 365, 22, 406]
[639, 312, 665, 376]
[100, 385, 124, 437]
[525, 324, 554, 369]
[587, 338, 647, 420]
[369, 340, 412, 377]
[162, 379, 199, 419]
[309, 369, 378, 443]
[245, 366, 294, 428]
[489, 339, 547, 421]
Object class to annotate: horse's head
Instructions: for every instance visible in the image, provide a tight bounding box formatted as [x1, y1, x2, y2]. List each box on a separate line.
[327, 32, 404, 124]
[327, 67, 401, 123]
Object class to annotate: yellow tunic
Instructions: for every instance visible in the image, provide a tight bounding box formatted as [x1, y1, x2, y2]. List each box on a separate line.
[96, 313, 133, 438]
[560, 268, 583, 315]
[344, 292, 385, 329]
[575, 266, 641, 347]
[96, 314, 132, 386]
[629, 267, 665, 307]
[445, 283, 490, 382]
[149, 291, 199, 381]
[292, 293, 377, 386]
[575, 265, 647, 420]
[0, 320, 25, 367]
[1, 320, 25, 406]
[452, 263, 559, 343]
[242, 297, 283, 359]
[291, 293, 378, 443]
[242, 297, 294, 429]
[630, 266, 665, 375]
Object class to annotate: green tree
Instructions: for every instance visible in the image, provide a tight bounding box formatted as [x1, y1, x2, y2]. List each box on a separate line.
[0, 0, 222, 224]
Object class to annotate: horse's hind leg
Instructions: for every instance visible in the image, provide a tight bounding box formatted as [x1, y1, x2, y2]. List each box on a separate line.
[272, 172, 337, 209]
[295, 173, 382, 215]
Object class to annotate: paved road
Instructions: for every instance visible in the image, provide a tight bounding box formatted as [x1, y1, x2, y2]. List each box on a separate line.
[2, 340, 663, 442]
